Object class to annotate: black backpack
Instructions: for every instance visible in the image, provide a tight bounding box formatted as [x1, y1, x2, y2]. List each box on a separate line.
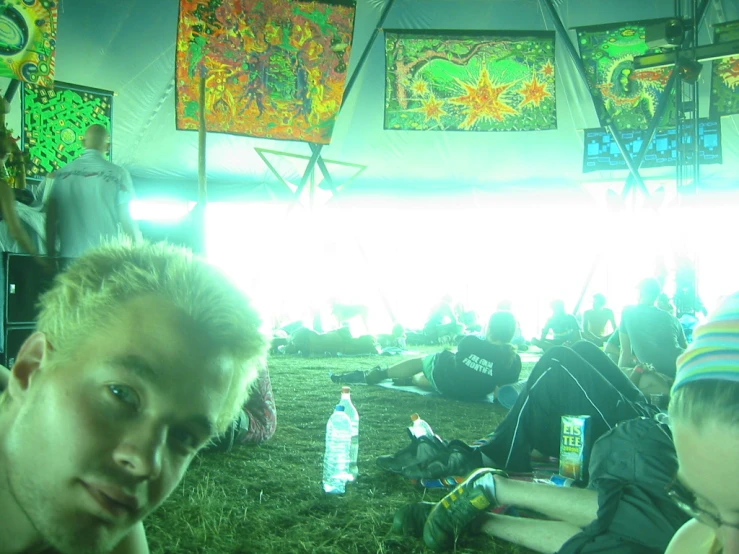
[561, 417, 689, 553]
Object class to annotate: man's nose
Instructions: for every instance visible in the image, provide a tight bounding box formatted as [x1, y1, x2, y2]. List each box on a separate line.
[113, 424, 166, 480]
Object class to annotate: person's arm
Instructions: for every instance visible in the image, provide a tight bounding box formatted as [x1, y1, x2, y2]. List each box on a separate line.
[618, 330, 636, 367]
[607, 309, 618, 335]
[110, 522, 150, 554]
[676, 318, 688, 349]
[118, 201, 141, 243]
[239, 367, 276, 445]
[117, 169, 141, 243]
[45, 196, 58, 257]
[665, 518, 716, 554]
[540, 319, 552, 341]
[0, 179, 37, 254]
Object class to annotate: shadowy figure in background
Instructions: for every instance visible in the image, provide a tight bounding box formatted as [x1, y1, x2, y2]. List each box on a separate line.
[619, 278, 687, 378]
[581, 293, 617, 347]
[532, 300, 581, 352]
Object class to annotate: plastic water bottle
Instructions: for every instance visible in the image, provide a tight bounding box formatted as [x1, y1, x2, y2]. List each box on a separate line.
[322, 405, 353, 494]
[339, 387, 359, 481]
[409, 413, 435, 438]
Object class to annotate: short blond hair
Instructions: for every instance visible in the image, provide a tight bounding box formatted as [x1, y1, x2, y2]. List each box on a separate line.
[14, 240, 268, 433]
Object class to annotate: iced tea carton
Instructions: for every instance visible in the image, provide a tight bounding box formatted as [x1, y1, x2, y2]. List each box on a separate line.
[559, 415, 590, 481]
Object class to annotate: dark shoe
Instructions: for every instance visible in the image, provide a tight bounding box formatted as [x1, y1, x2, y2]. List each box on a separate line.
[402, 440, 483, 480]
[376, 434, 448, 474]
[391, 502, 435, 537]
[364, 365, 389, 385]
[329, 370, 367, 384]
[423, 468, 507, 552]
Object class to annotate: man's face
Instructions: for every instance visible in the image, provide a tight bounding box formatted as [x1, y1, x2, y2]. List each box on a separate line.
[3, 296, 232, 554]
[673, 420, 739, 553]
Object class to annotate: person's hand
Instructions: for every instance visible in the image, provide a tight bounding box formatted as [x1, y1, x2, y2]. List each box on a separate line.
[0, 98, 10, 115]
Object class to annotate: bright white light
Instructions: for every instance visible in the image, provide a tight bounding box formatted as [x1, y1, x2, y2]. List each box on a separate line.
[130, 200, 196, 222]
[203, 195, 739, 337]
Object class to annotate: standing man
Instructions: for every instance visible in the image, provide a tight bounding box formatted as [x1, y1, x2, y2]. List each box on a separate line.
[45, 124, 140, 258]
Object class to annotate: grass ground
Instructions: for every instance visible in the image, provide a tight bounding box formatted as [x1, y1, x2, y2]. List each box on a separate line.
[145, 348, 536, 554]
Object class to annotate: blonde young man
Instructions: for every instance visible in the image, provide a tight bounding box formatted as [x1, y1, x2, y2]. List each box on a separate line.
[0, 240, 269, 554]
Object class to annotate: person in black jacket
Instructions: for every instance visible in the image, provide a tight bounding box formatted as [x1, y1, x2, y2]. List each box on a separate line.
[365, 311, 522, 401]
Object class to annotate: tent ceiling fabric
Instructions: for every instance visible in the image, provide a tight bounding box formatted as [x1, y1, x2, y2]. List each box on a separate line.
[8, 0, 739, 199]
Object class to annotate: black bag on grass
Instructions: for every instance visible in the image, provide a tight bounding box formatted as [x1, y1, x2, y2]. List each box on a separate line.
[559, 417, 689, 554]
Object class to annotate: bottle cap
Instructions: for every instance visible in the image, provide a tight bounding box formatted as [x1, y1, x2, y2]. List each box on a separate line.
[342, 386, 351, 393]
[410, 413, 420, 421]
[335, 405, 345, 411]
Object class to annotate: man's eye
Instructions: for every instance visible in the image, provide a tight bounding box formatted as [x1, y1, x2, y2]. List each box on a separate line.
[171, 428, 198, 449]
[108, 385, 139, 407]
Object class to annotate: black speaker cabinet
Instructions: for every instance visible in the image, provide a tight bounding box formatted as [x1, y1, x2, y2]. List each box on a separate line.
[3, 253, 57, 325]
[3, 325, 35, 368]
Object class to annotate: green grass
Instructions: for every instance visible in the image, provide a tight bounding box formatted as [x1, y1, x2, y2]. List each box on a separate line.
[145, 349, 534, 553]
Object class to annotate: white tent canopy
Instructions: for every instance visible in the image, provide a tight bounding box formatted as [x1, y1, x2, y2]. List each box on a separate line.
[3, 0, 738, 202]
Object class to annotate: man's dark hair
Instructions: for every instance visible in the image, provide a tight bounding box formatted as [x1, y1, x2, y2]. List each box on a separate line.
[487, 311, 516, 343]
[638, 278, 662, 304]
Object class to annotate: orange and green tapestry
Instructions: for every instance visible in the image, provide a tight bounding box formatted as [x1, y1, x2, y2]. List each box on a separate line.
[176, 0, 356, 144]
[384, 30, 557, 132]
[709, 21, 739, 118]
[0, 0, 57, 88]
[576, 20, 676, 131]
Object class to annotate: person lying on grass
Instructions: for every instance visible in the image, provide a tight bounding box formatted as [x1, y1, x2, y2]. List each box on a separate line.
[391, 293, 739, 554]
[364, 311, 522, 401]
[206, 365, 277, 452]
[0, 240, 269, 554]
[376, 340, 656, 479]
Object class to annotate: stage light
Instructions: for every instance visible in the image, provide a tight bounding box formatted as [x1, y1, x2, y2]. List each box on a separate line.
[646, 18, 685, 49]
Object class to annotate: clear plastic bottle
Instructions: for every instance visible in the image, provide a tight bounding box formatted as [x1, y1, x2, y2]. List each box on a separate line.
[339, 386, 359, 481]
[409, 413, 435, 438]
[322, 405, 353, 494]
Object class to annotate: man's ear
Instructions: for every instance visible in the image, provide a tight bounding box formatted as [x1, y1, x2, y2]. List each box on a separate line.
[7, 332, 50, 400]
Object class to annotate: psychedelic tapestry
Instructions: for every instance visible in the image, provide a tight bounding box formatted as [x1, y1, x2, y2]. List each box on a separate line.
[0, 0, 57, 87]
[176, 0, 356, 145]
[22, 82, 113, 178]
[384, 30, 557, 132]
[709, 21, 739, 118]
[577, 20, 676, 131]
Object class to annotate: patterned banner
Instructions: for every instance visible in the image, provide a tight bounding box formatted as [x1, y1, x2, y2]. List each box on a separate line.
[710, 21, 739, 118]
[577, 20, 676, 131]
[0, 0, 57, 87]
[176, 0, 356, 144]
[22, 82, 113, 178]
[384, 31, 557, 132]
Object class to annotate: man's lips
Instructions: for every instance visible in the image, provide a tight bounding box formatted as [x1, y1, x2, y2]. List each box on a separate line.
[82, 482, 140, 519]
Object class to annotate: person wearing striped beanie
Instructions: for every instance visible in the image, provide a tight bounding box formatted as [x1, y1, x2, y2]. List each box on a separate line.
[666, 293, 739, 554]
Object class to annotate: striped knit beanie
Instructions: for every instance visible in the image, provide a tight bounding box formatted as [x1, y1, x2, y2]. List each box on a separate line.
[672, 292, 739, 393]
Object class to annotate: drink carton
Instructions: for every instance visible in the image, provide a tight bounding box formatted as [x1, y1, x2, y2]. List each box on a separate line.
[559, 415, 590, 481]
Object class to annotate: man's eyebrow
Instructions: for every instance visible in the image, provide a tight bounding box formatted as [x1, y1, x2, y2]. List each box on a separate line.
[110, 355, 160, 384]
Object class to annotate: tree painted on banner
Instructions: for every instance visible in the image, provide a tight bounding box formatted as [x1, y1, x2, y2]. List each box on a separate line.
[22, 83, 113, 178]
[176, 0, 356, 144]
[384, 31, 557, 132]
[577, 21, 676, 131]
[0, 0, 57, 87]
